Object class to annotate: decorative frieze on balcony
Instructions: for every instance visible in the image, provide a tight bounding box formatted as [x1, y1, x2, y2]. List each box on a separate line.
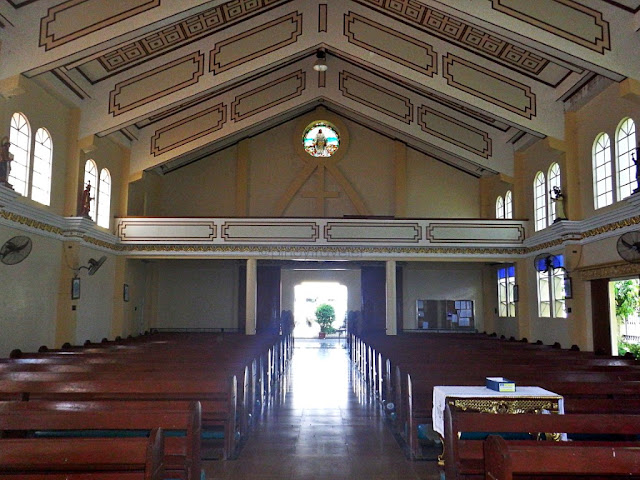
[115, 217, 527, 259]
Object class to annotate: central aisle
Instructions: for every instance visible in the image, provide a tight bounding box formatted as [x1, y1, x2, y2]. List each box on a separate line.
[205, 338, 440, 479]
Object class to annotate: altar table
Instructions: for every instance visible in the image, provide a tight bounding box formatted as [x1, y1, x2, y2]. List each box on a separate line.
[432, 385, 564, 437]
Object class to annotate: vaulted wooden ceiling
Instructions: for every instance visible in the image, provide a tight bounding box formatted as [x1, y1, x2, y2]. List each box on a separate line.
[2, 0, 639, 178]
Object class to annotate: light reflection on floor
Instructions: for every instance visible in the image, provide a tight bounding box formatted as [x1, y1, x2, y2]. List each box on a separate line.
[287, 339, 350, 409]
[203, 338, 440, 480]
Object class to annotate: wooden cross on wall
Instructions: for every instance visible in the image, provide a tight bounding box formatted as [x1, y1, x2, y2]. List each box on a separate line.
[303, 167, 339, 216]
[275, 154, 368, 216]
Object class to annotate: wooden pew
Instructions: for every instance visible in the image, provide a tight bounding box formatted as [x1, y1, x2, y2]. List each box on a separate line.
[0, 401, 200, 480]
[351, 333, 640, 460]
[444, 405, 640, 480]
[0, 427, 164, 479]
[0, 376, 238, 461]
[0, 332, 290, 461]
[484, 435, 640, 479]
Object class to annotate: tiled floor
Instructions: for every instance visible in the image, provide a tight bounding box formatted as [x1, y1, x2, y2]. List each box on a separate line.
[204, 338, 441, 479]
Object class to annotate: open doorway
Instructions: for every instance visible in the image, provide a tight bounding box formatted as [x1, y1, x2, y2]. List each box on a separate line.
[609, 278, 640, 358]
[293, 282, 348, 338]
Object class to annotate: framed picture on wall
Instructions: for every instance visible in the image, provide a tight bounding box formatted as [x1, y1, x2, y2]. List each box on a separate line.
[564, 276, 573, 299]
[71, 277, 80, 300]
[123, 283, 130, 302]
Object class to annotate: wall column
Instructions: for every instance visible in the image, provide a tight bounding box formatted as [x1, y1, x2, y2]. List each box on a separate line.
[117, 147, 131, 217]
[513, 152, 526, 219]
[385, 260, 397, 335]
[564, 112, 582, 220]
[515, 258, 532, 342]
[246, 258, 257, 335]
[236, 139, 249, 216]
[54, 242, 79, 347]
[393, 141, 407, 217]
[63, 109, 82, 216]
[110, 256, 126, 339]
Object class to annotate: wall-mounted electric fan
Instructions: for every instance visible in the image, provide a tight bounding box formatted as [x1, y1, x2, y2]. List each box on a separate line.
[533, 253, 563, 273]
[77, 255, 107, 275]
[617, 230, 640, 264]
[0, 235, 32, 265]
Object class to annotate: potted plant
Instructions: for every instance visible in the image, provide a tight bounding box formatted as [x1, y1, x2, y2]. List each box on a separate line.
[315, 303, 336, 339]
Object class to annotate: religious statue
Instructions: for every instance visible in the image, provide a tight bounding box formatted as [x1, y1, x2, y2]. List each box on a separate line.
[550, 186, 567, 222]
[633, 149, 640, 195]
[0, 136, 14, 189]
[80, 182, 94, 218]
[314, 129, 326, 156]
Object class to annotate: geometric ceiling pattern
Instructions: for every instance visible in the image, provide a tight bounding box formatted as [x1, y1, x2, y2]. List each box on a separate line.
[2, 0, 639, 178]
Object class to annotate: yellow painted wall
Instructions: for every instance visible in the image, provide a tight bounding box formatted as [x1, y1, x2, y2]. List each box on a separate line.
[144, 113, 481, 218]
[0, 78, 72, 215]
[405, 148, 480, 218]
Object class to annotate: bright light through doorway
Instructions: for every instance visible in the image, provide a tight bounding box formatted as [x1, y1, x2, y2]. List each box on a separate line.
[610, 278, 640, 358]
[293, 282, 348, 338]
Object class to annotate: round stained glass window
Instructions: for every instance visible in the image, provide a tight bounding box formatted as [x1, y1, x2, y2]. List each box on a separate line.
[302, 122, 340, 157]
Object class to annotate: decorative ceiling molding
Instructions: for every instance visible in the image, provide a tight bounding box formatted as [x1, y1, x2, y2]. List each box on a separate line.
[418, 105, 492, 159]
[109, 51, 204, 116]
[442, 54, 536, 119]
[489, 0, 611, 54]
[209, 11, 302, 74]
[150, 102, 227, 157]
[88, 0, 292, 79]
[352, 0, 562, 82]
[339, 70, 413, 124]
[344, 11, 437, 78]
[231, 70, 306, 122]
[40, 0, 160, 51]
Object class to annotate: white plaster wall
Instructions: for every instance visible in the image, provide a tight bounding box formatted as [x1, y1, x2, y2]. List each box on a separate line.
[402, 263, 484, 331]
[528, 319, 572, 349]
[74, 246, 116, 344]
[522, 267, 573, 349]
[125, 259, 150, 336]
[154, 260, 239, 330]
[493, 318, 520, 339]
[0, 224, 61, 356]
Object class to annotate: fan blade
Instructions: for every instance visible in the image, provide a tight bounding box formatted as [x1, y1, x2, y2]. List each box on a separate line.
[0, 236, 32, 265]
[620, 238, 636, 250]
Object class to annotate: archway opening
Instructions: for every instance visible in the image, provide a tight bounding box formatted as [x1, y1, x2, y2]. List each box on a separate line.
[293, 282, 348, 338]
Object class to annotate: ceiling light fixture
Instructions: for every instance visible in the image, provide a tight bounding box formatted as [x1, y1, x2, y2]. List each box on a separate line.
[313, 50, 328, 72]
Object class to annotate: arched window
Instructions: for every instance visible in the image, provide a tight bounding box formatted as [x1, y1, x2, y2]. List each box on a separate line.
[497, 265, 516, 318]
[496, 195, 504, 219]
[537, 254, 566, 318]
[31, 128, 53, 206]
[8, 112, 31, 196]
[534, 172, 547, 231]
[593, 133, 613, 209]
[97, 168, 111, 229]
[616, 118, 637, 200]
[504, 190, 513, 219]
[83, 160, 97, 220]
[547, 163, 561, 223]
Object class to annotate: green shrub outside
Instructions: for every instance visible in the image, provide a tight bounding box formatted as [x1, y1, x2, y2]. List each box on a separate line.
[618, 340, 640, 360]
[315, 303, 336, 334]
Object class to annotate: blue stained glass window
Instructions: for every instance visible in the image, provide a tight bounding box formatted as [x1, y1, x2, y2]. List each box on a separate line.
[303, 122, 339, 157]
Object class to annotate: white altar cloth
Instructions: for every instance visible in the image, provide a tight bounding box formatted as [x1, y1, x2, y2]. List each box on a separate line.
[432, 385, 564, 437]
